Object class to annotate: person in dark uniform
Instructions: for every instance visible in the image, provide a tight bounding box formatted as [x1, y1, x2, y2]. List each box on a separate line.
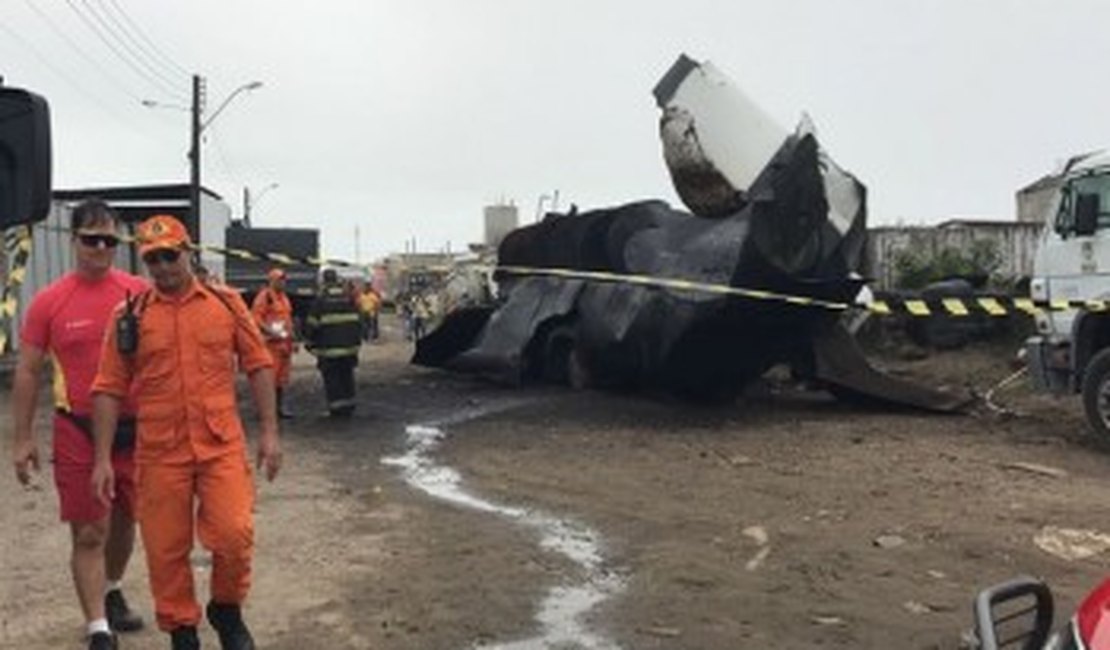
[304, 269, 362, 417]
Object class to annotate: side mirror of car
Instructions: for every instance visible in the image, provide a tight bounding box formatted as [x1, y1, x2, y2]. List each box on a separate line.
[1075, 192, 1100, 237]
[973, 575, 1054, 650]
[0, 86, 52, 229]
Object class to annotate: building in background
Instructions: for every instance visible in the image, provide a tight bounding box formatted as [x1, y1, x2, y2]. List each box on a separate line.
[484, 202, 518, 249]
[1017, 174, 1063, 224]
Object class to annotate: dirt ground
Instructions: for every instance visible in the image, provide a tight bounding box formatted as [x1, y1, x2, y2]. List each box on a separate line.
[4, 317, 1110, 649]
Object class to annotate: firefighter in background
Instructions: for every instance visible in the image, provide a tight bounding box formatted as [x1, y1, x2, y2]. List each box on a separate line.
[90, 215, 282, 650]
[304, 268, 362, 417]
[252, 268, 295, 419]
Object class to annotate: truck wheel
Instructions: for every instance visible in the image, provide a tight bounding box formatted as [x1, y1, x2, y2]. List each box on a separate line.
[1081, 348, 1110, 439]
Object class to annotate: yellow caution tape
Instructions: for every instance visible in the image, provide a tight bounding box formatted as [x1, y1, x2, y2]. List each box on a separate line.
[0, 226, 33, 354]
[494, 265, 1110, 318]
[18, 224, 1110, 320]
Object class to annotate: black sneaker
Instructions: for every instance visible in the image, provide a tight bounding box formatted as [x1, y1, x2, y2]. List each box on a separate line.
[105, 589, 145, 632]
[87, 631, 117, 650]
[170, 626, 200, 650]
[206, 602, 255, 650]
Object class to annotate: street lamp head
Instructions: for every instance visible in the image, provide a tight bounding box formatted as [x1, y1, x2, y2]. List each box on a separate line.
[200, 80, 265, 131]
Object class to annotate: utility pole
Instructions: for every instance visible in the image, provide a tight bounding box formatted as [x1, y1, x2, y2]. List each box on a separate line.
[242, 186, 251, 226]
[189, 74, 204, 231]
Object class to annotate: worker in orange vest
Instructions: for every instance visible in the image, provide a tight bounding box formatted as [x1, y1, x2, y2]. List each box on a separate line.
[358, 284, 381, 342]
[90, 215, 282, 650]
[252, 268, 295, 419]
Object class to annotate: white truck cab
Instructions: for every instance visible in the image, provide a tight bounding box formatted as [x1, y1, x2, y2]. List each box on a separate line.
[1025, 151, 1110, 435]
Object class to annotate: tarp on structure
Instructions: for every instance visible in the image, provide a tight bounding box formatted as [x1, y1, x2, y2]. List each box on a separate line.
[414, 54, 968, 412]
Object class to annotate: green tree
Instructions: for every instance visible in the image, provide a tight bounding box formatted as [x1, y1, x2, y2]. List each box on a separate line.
[892, 240, 1001, 290]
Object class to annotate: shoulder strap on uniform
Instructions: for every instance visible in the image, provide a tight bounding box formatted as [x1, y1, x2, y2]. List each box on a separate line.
[126, 287, 155, 321]
[136, 288, 154, 314]
[201, 284, 246, 318]
[203, 284, 278, 343]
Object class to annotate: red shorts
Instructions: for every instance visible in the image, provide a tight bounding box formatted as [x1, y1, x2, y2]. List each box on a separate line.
[52, 414, 136, 523]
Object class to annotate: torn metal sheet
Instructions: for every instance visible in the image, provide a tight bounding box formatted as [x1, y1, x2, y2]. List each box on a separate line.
[414, 54, 966, 412]
[654, 53, 787, 218]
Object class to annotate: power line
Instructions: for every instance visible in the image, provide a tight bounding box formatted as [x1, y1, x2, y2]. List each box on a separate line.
[208, 125, 244, 193]
[22, 0, 146, 103]
[104, 0, 191, 78]
[0, 16, 146, 133]
[90, 0, 184, 86]
[78, 0, 185, 96]
[63, 0, 185, 101]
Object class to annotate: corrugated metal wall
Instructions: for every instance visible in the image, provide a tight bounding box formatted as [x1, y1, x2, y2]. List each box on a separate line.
[864, 222, 1044, 289]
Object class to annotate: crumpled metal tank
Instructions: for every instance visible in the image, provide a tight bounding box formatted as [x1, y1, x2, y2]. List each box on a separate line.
[414, 54, 968, 412]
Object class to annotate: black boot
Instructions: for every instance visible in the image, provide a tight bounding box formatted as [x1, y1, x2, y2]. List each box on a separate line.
[105, 588, 145, 632]
[87, 631, 117, 650]
[170, 626, 199, 650]
[206, 602, 255, 650]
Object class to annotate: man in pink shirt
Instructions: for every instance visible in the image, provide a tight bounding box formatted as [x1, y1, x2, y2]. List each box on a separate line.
[11, 199, 148, 650]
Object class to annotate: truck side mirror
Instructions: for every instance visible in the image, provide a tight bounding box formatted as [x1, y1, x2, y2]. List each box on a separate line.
[973, 576, 1054, 650]
[1076, 192, 1100, 237]
[0, 87, 52, 229]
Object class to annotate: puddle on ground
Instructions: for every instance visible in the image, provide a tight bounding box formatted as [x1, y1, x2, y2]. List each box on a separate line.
[384, 422, 623, 650]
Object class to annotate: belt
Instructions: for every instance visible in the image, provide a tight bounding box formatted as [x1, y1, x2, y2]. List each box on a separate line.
[56, 409, 137, 451]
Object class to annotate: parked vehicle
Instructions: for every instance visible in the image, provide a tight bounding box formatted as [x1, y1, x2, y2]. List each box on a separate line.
[973, 575, 1110, 649]
[1023, 151, 1110, 436]
[223, 224, 320, 321]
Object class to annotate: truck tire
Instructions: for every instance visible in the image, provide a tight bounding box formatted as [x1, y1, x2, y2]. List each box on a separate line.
[1081, 348, 1110, 439]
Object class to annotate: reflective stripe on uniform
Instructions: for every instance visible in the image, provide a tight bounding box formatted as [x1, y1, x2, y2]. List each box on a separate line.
[313, 346, 359, 357]
[318, 313, 361, 325]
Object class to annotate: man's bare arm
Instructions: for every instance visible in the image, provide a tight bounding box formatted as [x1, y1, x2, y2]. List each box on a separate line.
[11, 344, 46, 485]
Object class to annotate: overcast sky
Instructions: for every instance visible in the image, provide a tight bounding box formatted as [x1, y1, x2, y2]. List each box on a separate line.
[1, 0, 1107, 261]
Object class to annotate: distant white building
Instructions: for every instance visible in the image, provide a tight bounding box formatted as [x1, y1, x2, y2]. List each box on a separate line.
[484, 202, 518, 249]
[1017, 174, 1063, 224]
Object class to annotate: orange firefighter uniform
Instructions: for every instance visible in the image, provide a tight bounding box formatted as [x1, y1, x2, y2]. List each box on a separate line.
[251, 274, 294, 388]
[92, 261, 273, 631]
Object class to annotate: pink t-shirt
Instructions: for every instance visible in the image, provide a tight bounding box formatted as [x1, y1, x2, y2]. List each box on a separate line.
[21, 268, 149, 416]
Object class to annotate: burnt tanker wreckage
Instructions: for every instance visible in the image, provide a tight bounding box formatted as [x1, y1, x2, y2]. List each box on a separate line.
[416, 55, 968, 412]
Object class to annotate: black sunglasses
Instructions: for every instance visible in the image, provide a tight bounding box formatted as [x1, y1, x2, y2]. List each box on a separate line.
[77, 234, 120, 249]
[142, 248, 182, 265]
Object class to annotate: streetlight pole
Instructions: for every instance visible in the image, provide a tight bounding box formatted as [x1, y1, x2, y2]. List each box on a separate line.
[182, 75, 262, 231]
[243, 182, 278, 226]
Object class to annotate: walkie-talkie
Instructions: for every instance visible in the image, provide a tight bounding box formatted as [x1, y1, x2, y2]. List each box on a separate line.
[116, 290, 139, 355]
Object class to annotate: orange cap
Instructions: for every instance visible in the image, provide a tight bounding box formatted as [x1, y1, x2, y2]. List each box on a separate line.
[136, 214, 191, 256]
[268, 267, 287, 281]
